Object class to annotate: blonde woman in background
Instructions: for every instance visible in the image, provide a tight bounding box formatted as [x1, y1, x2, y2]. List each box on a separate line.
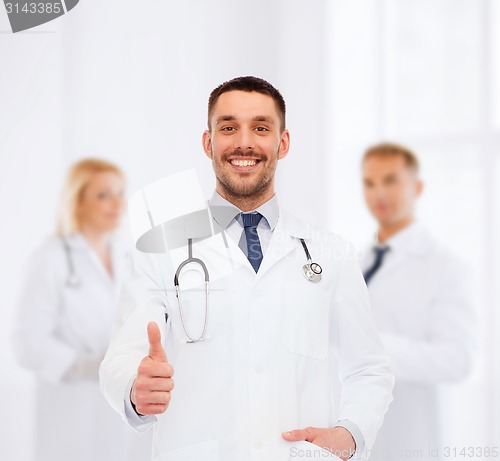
[13, 158, 151, 461]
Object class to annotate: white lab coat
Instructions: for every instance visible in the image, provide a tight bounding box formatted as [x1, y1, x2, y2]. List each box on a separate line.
[360, 222, 477, 461]
[100, 208, 394, 461]
[13, 233, 152, 461]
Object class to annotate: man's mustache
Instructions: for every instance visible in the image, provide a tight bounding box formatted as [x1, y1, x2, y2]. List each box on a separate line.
[225, 149, 266, 161]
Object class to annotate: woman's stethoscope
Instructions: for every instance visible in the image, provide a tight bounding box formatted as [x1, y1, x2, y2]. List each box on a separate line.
[173, 237, 322, 344]
[62, 237, 81, 288]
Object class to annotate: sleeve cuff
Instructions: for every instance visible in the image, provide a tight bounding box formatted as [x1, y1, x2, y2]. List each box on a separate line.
[123, 377, 157, 431]
[334, 419, 365, 458]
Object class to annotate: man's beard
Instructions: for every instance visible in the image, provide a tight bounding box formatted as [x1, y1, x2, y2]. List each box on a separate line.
[213, 148, 278, 200]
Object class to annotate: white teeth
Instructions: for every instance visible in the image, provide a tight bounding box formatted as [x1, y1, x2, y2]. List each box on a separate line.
[231, 159, 257, 167]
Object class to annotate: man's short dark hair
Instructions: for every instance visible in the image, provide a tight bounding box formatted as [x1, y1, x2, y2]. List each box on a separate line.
[208, 76, 286, 132]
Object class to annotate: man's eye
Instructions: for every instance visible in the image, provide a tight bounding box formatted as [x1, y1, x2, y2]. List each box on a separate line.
[221, 126, 236, 131]
[255, 127, 269, 132]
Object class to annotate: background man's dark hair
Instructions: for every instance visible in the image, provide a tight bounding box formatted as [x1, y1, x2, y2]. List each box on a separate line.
[208, 76, 286, 132]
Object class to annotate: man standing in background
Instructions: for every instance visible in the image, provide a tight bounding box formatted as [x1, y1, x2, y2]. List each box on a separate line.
[360, 143, 478, 461]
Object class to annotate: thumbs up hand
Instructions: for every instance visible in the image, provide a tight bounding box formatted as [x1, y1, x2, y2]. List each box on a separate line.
[131, 322, 175, 416]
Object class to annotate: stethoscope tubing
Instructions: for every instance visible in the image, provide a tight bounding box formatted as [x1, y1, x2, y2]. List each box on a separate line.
[174, 239, 210, 343]
[173, 236, 322, 343]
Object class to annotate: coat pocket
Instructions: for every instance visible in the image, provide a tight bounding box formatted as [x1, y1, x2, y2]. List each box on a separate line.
[155, 439, 220, 461]
[282, 279, 331, 360]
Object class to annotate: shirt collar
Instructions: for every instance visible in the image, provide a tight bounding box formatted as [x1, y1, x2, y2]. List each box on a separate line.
[208, 190, 279, 231]
[374, 220, 421, 253]
[63, 232, 90, 251]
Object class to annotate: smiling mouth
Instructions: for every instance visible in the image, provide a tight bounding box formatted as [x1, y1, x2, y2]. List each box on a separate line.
[229, 158, 260, 167]
[228, 158, 262, 172]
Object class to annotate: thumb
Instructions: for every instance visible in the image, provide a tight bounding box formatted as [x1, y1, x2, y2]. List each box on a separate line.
[147, 321, 167, 362]
[281, 427, 318, 442]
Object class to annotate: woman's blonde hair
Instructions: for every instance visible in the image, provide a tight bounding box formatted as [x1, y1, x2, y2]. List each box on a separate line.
[57, 158, 124, 236]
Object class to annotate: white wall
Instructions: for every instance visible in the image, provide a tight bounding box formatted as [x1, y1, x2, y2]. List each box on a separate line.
[326, 0, 500, 449]
[56, 0, 330, 225]
[1, 0, 498, 459]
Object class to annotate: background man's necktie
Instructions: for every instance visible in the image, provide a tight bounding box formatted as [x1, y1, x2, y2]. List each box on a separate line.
[241, 212, 263, 272]
[363, 246, 390, 285]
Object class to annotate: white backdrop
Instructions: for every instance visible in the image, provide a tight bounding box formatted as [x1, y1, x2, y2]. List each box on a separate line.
[1, 0, 498, 459]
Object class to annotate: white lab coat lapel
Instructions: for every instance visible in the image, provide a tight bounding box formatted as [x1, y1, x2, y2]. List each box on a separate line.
[255, 208, 311, 282]
[366, 223, 432, 277]
[69, 234, 104, 279]
[109, 238, 126, 294]
[163, 207, 313, 292]
[165, 227, 250, 291]
[66, 233, 121, 290]
[374, 247, 406, 277]
[199, 207, 312, 281]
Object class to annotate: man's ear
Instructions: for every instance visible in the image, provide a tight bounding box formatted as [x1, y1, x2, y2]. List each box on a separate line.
[416, 179, 424, 197]
[202, 130, 212, 159]
[278, 129, 291, 160]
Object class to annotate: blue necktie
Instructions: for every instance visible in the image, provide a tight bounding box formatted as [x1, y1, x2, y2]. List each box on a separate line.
[363, 246, 390, 285]
[241, 212, 263, 273]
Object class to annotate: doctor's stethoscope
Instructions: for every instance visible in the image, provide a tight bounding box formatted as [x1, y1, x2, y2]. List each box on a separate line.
[62, 237, 81, 288]
[173, 237, 322, 344]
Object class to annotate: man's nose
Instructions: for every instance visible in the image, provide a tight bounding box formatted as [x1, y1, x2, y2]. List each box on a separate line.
[112, 195, 124, 210]
[372, 186, 388, 200]
[234, 128, 255, 150]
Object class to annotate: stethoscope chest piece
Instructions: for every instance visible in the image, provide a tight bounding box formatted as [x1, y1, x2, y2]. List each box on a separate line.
[302, 261, 322, 283]
[299, 238, 322, 283]
[172, 236, 323, 344]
